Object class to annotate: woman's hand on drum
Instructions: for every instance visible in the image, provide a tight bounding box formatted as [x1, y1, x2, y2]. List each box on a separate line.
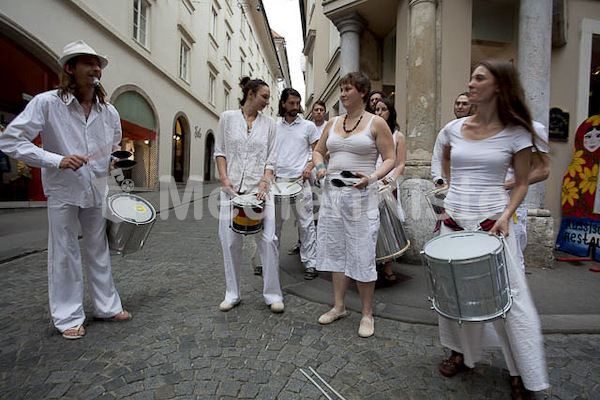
[220, 178, 236, 196]
[256, 179, 269, 201]
[382, 176, 394, 185]
[490, 215, 509, 237]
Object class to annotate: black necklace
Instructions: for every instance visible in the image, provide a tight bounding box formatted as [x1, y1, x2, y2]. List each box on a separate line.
[343, 113, 363, 133]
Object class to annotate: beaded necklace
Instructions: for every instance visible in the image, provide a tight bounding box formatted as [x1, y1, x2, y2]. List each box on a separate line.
[343, 113, 364, 133]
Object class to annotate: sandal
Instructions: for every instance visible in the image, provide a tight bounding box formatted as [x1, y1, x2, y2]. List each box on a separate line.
[62, 324, 85, 340]
[96, 310, 132, 322]
[510, 376, 537, 400]
[384, 271, 397, 282]
[438, 351, 469, 377]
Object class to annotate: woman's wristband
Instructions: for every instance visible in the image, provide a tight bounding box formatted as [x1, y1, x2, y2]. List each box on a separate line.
[368, 175, 377, 185]
[315, 163, 326, 171]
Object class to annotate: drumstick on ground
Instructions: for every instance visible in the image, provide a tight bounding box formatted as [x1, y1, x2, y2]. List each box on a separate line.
[286, 177, 303, 188]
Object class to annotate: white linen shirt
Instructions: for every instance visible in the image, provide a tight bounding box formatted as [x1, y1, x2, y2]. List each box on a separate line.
[275, 116, 320, 178]
[0, 90, 122, 207]
[214, 109, 278, 193]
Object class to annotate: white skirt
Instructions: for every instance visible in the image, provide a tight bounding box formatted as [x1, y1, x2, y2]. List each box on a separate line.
[316, 182, 379, 282]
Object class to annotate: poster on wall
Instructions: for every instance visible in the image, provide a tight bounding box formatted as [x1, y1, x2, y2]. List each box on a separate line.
[556, 115, 600, 260]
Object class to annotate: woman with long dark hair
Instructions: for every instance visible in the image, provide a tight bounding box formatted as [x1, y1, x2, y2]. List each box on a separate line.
[435, 60, 548, 399]
[374, 97, 406, 282]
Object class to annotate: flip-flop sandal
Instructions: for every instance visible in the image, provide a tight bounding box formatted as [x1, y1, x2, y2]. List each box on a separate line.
[62, 324, 85, 340]
[384, 271, 397, 282]
[96, 310, 132, 322]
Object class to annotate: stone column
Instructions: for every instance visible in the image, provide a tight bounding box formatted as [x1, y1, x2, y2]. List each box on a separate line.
[517, 0, 554, 268]
[333, 12, 366, 113]
[405, 0, 437, 174]
[399, 0, 438, 263]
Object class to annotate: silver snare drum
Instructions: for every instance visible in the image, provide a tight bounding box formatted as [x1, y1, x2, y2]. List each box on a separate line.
[376, 184, 410, 262]
[106, 193, 156, 254]
[421, 231, 512, 323]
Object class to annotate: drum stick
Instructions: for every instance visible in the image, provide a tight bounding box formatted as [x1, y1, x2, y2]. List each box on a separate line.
[272, 180, 281, 192]
[308, 367, 346, 400]
[286, 177, 303, 188]
[299, 369, 333, 400]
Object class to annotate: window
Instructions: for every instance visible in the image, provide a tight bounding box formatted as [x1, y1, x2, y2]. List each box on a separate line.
[179, 40, 190, 81]
[224, 88, 230, 110]
[240, 12, 247, 39]
[240, 55, 245, 77]
[226, 33, 232, 59]
[209, 73, 216, 105]
[210, 7, 218, 38]
[133, 0, 149, 46]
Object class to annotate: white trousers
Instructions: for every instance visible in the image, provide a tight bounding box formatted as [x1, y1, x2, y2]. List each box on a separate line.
[47, 197, 123, 332]
[513, 204, 528, 270]
[437, 213, 548, 392]
[219, 192, 283, 305]
[274, 178, 317, 268]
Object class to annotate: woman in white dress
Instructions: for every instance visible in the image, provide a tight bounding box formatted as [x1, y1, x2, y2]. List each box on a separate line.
[435, 60, 548, 399]
[312, 72, 395, 338]
[374, 97, 406, 282]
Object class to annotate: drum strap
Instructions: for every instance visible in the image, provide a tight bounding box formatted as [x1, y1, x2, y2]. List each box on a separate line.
[433, 212, 496, 233]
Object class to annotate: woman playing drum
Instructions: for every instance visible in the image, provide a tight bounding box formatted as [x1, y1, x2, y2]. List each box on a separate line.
[374, 97, 407, 282]
[214, 77, 284, 314]
[312, 72, 395, 338]
[435, 60, 548, 399]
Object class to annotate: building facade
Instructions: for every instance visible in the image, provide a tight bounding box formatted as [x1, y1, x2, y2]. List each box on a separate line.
[300, 0, 600, 266]
[0, 0, 289, 205]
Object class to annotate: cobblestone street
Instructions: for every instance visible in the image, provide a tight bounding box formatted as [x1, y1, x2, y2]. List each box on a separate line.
[0, 193, 599, 399]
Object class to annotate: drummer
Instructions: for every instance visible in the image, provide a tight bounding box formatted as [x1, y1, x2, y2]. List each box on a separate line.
[273, 88, 320, 280]
[313, 71, 395, 338]
[0, 40, 131, 340]
[373, 97, 406, 282]
[434, 60, 548, 398]
[215, 77, 284, 314]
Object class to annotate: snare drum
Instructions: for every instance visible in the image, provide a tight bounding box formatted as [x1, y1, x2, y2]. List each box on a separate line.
[376, 184, 410, 262]
[421, 231, 512, 323]
[231, 194, 265, 235]
[106, 193, 156, 254]
[272, 180, 303, 204]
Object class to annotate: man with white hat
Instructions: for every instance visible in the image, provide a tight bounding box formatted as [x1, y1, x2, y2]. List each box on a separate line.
[0, 40, 131, 340]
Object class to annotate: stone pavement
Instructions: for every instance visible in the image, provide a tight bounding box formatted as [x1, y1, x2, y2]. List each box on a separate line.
[0, 183, 599, 399]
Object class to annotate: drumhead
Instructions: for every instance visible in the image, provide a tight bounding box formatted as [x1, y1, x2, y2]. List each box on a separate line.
[424, 231, 502, 261]
[108, 194, 156, 223]
[272, 182, 303, 197]
[232, 194, 264, 208]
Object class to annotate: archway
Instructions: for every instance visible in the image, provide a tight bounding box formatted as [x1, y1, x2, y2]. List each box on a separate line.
[172, 116, 190, 182]
[113, 90, 157, 189]
[0, 28, 58, 202]
[204, 131, 215, 181]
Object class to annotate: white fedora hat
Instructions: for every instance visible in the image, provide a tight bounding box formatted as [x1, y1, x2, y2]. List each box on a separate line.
[58, 40, 108, 69]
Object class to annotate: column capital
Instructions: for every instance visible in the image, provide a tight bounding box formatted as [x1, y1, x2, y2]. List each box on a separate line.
[409, 0, 437, 7]
[332, 11, 366, 35]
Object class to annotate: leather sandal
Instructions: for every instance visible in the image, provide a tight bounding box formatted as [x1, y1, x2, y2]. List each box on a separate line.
[510, 376, 537, 400]
[438, 351, 469, 377]
[62, 324, 85, 340]
[96, 310, 132, 322]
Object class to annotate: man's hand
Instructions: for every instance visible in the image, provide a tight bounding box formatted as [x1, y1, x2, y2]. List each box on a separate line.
[59, 155, 89, 171]
[302, 164, 313, 180]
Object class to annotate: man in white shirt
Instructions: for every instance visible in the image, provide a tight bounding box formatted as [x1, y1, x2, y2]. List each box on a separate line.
[275, 88, 320, 280]
[312, 101, 328, 136]
[0, 40, 131, 340]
